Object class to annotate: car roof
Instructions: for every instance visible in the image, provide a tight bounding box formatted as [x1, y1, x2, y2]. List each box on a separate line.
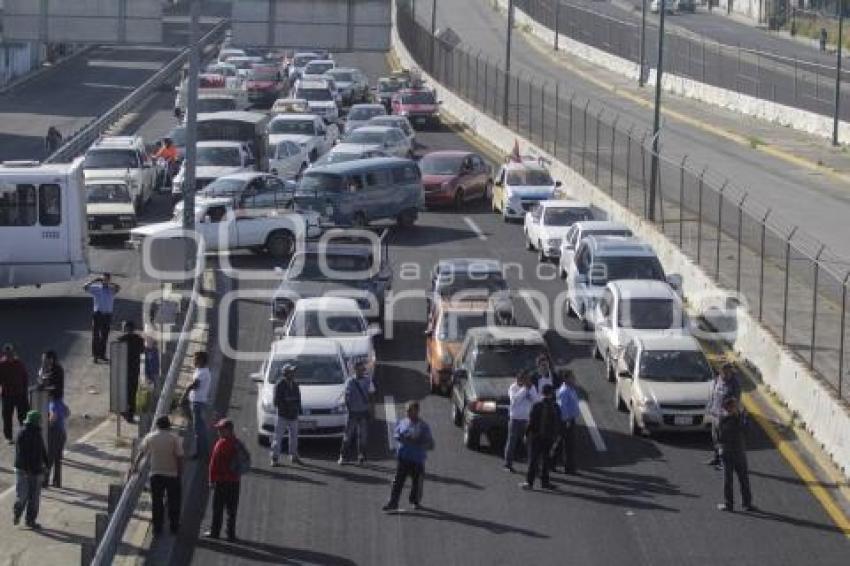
[584, 235, 656, 256]
[466, 326, 546, 345]
[91, 136, 143, 148]
[299, 243, 374, 257]
[349, 125, 395, 134]
[636, 334, 701, 352]
[422, 150, 473, 158]
[299, 80, 330, 88]
[537, 199, 591, 208]
[503, 160, 549, 173]
[196, 140, 243, 148]
[214, 171, 269, 182]
[438, 299, 493, 314]
[436, 258, 502, 274]
[85, 179, 128, 186]
[327, 67, 357, 73]
[270, 337, 343, 358]
[294, 297, 363, 312]
[198, 93, 236, 100]
[270, 113, 321, 122]
[197, 110, 268, 124]
[350, 103, 386, 111]
[608, 279, 676, 299]
[307, 156, 413, 174]
[573, 220, 631, 232]
[306, 59, 334, 65]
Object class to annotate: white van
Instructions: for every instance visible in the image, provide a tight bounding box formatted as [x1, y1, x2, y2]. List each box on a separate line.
[83, 136, 156, 212]
[0, 159, 89, 287]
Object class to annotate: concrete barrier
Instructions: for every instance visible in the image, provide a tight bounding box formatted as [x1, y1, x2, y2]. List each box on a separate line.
[494, 0, 850, 145]
[391, 1, 850, 480]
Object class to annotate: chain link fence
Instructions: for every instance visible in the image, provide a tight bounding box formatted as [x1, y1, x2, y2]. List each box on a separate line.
[397, 0, 850, 400]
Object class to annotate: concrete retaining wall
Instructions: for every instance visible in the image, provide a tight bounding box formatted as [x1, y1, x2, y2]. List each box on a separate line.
[392, 0, 850, 480]
[495, 0, 850, 144]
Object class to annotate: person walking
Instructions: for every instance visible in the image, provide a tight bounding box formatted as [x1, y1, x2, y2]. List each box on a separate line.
[0, 344, 30, 444]
[338, 361, 374, 465]
[530, 355, 554, 392]
[37, 351, 65, 400]
[118, 321, 145, 423]
[134, 415, 184, 536]
[271, 363, 302, 467]
[383, 401, 434, 512]
[717, 397, 755, 512]
[206, 419, 244, 541]
[706, 363, 742, 467]
[554, 370, 581, 474]
[84, 273, 120, 363]
[182, 351, 212, 459]
[45, 126, 62, 156]
[143, 336, 160, 387]
[43, 392, 68, 489]
[13, 410, 48, 529]
[504, 370, 538, 473]
[521, 384, 561, 491]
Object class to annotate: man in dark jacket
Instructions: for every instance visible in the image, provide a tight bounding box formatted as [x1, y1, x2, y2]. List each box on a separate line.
[521, 384, 561, 491]
[118, 321, 145, 423]
[706, 363, 742, 467]
[271, 364, 302, 466]
[0, 344, 30, 443]
[13, 410, 49, 529]
[718, 396, 754, 512]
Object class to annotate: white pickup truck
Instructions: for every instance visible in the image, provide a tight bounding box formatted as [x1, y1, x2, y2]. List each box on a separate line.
[130, 198, 322, 258]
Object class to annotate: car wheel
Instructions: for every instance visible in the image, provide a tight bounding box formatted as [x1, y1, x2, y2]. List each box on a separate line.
[482, 181, 493, 201]
[615, 383, 627, 412]
[352, 212, 368, 228]
[454, 189, 464, 211]
[566, 299, 577, 318]
[397, 208, 417, 228]
[257, 434, 270, 447]
[606, 355, 616, 383]
[462, 413, 480, 450]
[525, 232, 534, 251]
[538, 242, 546, 262]
[592, 342, 602, 360]
[629, 405, 642, 436]
[266, 230, 294, 259]
[451, 395, 463, 427]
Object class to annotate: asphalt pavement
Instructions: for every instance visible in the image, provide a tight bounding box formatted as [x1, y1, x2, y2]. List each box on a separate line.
[181, 52, 850, 566]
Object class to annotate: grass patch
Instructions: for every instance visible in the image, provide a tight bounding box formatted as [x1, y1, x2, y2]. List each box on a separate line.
[748, 136, 766, 149]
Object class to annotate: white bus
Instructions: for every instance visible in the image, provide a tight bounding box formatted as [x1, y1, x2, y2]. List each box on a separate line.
[0, 159, 90, 288]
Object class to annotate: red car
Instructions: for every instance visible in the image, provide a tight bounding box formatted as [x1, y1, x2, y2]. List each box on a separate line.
[245, 65, 284, 108]
[199, 73, 226, 88]
[391, 87, 440, 129]
[420, 150, 493, 209]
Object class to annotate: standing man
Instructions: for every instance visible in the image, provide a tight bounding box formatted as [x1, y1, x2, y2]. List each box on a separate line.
[717, 397, 755, 512]
[706, 363, 742, 467]
[134, 415, 184, 536]
[504, 370, 537, 473]
[144, 336, 160, 387]
[13, 410, 48, 529]
[554, 370, 581, 475]
[37, 351, 65, 401]
[84, 273, 120, 363]
[383, 401, 434, 512]
[206, 419, 242, 541]
[338, 361, 374, 465]
[271, 364, 302, 467]
[521, 384, 560, 491]
[0, 344, 30, 444]
[43, 392, 68, 489]
[531, 355, 554, 392]
[183, 352, 212, 459]
[118, 321, 145, 423]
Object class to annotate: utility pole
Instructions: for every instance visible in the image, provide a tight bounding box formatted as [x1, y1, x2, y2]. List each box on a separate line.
[430, 0, 438, 71]
[554, 1, 560, 52]
[502, 0, 514, 125]
[647, 2, 666, 222]
[834, 0, 844, 146]
[183, 0, 200, 275]
[639, 0, 647, 86]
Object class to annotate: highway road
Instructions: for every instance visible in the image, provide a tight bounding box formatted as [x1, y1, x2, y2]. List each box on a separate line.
[178, 51, 850, 566]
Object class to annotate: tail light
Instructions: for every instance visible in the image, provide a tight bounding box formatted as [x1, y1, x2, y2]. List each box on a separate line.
[468, 400, 497, 413]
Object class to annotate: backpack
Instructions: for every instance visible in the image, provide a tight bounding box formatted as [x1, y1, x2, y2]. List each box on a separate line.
[230, 438, 251, 476]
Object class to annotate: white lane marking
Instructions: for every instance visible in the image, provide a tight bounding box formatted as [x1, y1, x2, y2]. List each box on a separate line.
[464, 216, 487, 241]
[579, 400, 608, 452]
[82, 82, 137, 91]
[384, 395, 397, 453]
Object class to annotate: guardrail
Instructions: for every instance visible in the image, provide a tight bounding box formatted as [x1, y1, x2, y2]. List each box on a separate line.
[45, 19, 228, 164]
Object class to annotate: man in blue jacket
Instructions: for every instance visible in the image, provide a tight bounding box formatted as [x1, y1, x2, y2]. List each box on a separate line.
[383, 401, 434, 512]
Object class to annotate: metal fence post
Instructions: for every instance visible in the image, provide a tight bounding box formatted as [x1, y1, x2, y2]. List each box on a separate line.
[582, 100, 590, 175]
[810, 245, 826, 368]
[794, 56, 798, 103]
[625, 129, 632, 207]
[475, 51, 481, 107]
[529, 76, 534, 141]
[736, 194, 747, 292]
[679, 155, 687, 247]
[610, 117, 619, 195]
[516, 72, 521, 129]
[839, 274, 850, 399]
[759, 209, 770, 322]
[484, 56, 490, 115]
[782, 226, 800, 345]
[716, 181, 728, 279]
[568, 95, 575, 165]
[595, 109, 602, 185]
[554, 83, 560, 158]
[541, 80, 546, 150]
[702, 39, 706, 83]
[697, 168, 706, 264]
[640, 135, 648, 218]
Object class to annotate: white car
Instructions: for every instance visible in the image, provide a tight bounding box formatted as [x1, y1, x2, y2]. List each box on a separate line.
[85, 180, 137, 238]
[345, 103, 387, 134]
[301, 59, 336, 83]
[368, 115, 416, 147]
[280, 297, 381, 376]
[558, 221, 633, 279]
[252, 337, 350, 446]
[312, 147, 388, 168]
[324, 67, 370, 105]
[289, 52, 321, 79]
[593, 279, 688, 383]
[334, 126, 413, 159]
[614, 334, 714, 436]
[269, 139, 310, 179]
[267, 114, 336, 163]
[83, 136, 156, 212]
[524, 199, 594, 262]
[218, 48, 246, 64]
[294, 80, 340, 124]
[172, 141, 255, 198]
[492, 159, 562, 221]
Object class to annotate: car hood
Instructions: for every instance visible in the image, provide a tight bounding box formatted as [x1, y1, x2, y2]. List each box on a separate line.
[471, 376, 514, 402]
[611, 329, 684, 349]
[246, 81, 277, 89]
[334, 142, 383, 154]
[329, 336, 372, 358]
[344, 120, 371, 132]
[538, 225, 573, 240]
[275, 279, 375, 301]
[269, 133, 315, 146]
[335, 81, 354, 89]
[422, 174, 457, 185]
[400, 103, 437, 113]
[87, 202, 135, 216]
[307, 101, 336, 109]
[506, 185, 556, 199]
[175, 165, 246, 182]
[130, 220, 182, 239]
[262, 383, 345, 411]
[638, 379, 712, 406]
[84, 169, 137, 182]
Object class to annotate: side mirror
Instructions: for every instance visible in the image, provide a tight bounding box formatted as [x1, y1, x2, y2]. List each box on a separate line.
[667, 274, 683, 293]
[250, 372, 264, 383]
[555, 180, 563, 188]
[367, 323, 382, 337]
[202, 215, 211, 224]
[618, 370, 631, 378]
[438, 100, 444, 105]
[424, 329, 433, 337]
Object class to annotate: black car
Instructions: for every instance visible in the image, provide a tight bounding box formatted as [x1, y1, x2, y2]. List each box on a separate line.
[450, 326, 551, 450]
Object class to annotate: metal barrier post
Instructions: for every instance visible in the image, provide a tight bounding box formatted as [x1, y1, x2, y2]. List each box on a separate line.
[595, 109, 602, 185]
[839, 274, 850, 398]
[582, 100, 589, 175]
[759, 209, 770, 322]
[697, 168, 706, 264]
[541, 80, 546, 150]
[515, 72, 521, 129]
[528, 76, 534, 141]
[568, 95, 574, 165]
[679, 155, 687, 247]
[737, 194, 747, 292]
[716, 181, 728, 279]
[625, 130, 632, 207]
[554, 83, 560, 158]
[810, 246, 826, 368]
[782, 226, 800, 344]
[475, 52, 480, 107]
[610, 117, 619, 195]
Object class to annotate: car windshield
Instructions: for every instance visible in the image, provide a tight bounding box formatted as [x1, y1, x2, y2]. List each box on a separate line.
[197, 98, 236, 113]
[473, 345, 546, 378]
[640, 350, 713, 382]
[593, 256, 666, 284]
[420, 154, 464, 175]
[169, 127, 186, 147]
[198, 178, 245, 196]
[348, 107, 385, 121]
[84, 149, 138, 169]
[289, 310, 366, 337]
[618, 298, 678, 330]
[288, 252, 373, 280]
[378, 81, 403, 93]
[269, 119, 316, 135]
[196, 147, 241, 167]
[584, 229, 632, 240]
[268, 355, 345, 385]
[506, 169, 553, 186]
[298, 172, 345, 193]
[544, 207, 593, 226]
[345, 130, 386, 144]
[297, 88, 333, 101]
[295, 54, 319, 67]
[401, 91, 435, 104]
[329, 71, 353, 82]
[86, 184, 132, 204]
[437, 311, 490, 341]
[306, 62, 334, 75]
[249, 69, 278, 81]
[437, 272, 508, 298]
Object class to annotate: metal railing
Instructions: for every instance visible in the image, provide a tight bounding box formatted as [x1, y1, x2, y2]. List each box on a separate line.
[45, 19, 228, 164]
[398, 0, 850, 400]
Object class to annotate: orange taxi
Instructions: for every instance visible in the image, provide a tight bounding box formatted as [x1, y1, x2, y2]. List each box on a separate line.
[425, 301, 494, 395]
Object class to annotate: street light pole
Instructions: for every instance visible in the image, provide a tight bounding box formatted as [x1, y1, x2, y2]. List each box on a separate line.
[430, 0, 438, 71]
[834, 0, 844, 146]
[639, 0, 647, 86]
[502, 0, 514, 125]
[647, 2, 666, 222]
[183, 0, 199, 236]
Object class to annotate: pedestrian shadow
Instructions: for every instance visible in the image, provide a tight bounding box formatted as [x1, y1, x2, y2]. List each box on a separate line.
[576, 467, 697, 499]
[196, 537, 358, 565]
[748, 469, 843, 490]
[359, 462, 485, 490]
[67, 442, 129, 463]
[296, 462, 390, 486]
[249, 465, 327, 486]
[742, 506, 845, 536]
[61, 458, 123, 478]
[545, 479, 682, 513]
[400, 505, 549, 539]
[29, 526, 91, 546]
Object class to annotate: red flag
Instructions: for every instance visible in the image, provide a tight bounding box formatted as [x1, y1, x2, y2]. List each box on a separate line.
[510, 139, 522, 163]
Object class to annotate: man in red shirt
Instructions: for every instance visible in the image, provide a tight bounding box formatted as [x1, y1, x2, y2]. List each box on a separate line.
[205, 418, 241, 541]
[0, 344, 30, 444]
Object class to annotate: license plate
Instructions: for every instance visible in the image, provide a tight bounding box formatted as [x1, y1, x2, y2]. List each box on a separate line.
[101, 224, 114, 231]
[299, 420, 317, 430]
[674, 415, 693, 426]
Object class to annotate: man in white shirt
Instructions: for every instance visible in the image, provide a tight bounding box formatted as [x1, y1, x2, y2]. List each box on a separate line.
[504, 370, 539, 473]
[133, 415, 184, 535]
[182, 351, 211, 459]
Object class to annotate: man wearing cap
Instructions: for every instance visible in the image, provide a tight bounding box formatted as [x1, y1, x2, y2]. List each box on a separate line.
[135, 415, 184, 535]
[0, 344, 30, 444]
[521, 384, 561, 491]
[338, 361, 375, 465]
[206, 418, 240, 541]
[13, 410, 49, 529]
[717, 396, 755, 512]
[271, 363, 302, 467]
[83, 273, 120, 363]
[706, 363, 742, 468]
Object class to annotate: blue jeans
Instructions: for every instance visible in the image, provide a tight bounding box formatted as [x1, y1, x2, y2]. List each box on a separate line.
[340, 412, 369, 460]
[504, 419, 528, 467]
[272, 416, 299, 460]
[191, 402, 208, 456]
[14, 470, 42, 524]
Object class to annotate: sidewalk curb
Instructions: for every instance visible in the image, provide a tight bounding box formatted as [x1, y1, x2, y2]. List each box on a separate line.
[0, 45, 96, 95]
